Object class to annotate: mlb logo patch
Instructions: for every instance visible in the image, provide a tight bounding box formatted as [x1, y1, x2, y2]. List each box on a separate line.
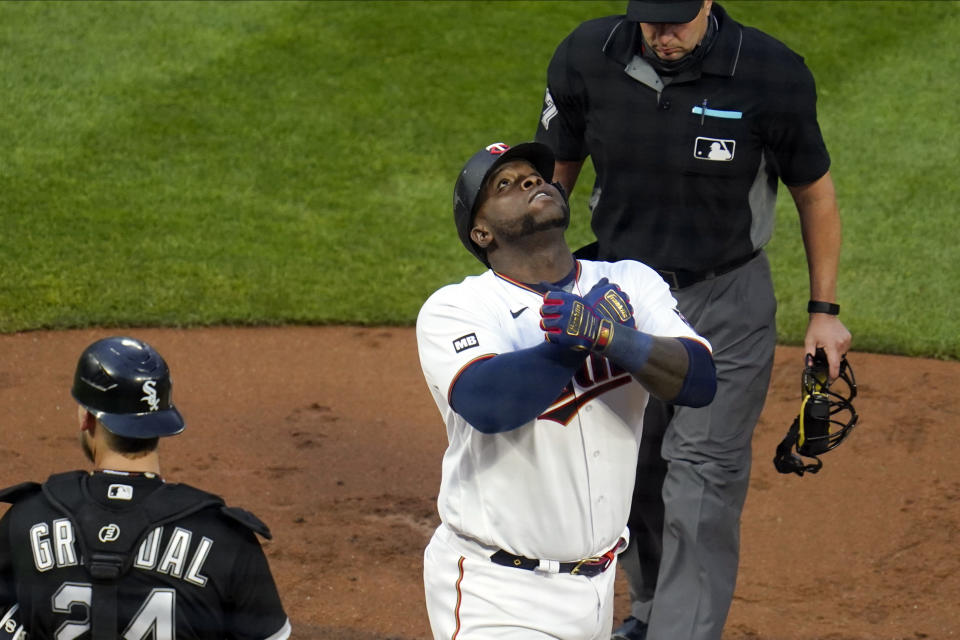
[694, 137, 735, 161]
[107, 484, 133, 500]
[453, 333, 479, 353]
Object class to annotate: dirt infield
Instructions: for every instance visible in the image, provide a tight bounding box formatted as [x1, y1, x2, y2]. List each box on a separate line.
[0, 327, 957, 639]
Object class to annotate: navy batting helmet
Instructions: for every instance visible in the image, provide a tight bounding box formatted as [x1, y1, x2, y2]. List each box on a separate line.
[71, 336, 184, 439]
[453, 142, 556, 265]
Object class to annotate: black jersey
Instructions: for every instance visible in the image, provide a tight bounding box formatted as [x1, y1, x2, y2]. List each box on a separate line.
[0, 471, 290, 640]
[535, 3, 831, 273]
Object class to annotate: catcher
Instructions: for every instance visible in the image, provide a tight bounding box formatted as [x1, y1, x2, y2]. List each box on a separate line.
[0, 336, 291, 640]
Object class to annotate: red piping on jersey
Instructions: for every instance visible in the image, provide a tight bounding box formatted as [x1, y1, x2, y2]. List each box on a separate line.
[447, 354, 495, 404]
[492, 260, 582, 294]
[452, 556, 466, 639]
[681, 336, 714, 355]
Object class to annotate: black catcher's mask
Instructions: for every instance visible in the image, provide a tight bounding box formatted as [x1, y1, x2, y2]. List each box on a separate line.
[774, 348, 859, 476]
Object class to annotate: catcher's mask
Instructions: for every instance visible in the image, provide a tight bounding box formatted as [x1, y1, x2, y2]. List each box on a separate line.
[773, 348, 858, 476]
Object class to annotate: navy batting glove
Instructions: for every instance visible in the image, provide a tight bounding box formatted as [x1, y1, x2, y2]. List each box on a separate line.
[583, 278, 636, 329]
[540, 290, 615, 352]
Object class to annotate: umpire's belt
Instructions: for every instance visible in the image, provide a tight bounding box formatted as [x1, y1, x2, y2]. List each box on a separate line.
[657, 250, 760, 290]
[490, 538, 625, 578]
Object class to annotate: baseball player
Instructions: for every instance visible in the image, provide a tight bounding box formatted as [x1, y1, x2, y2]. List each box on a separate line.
[0, 336, 291, 640]
[416, 141, 717, 639]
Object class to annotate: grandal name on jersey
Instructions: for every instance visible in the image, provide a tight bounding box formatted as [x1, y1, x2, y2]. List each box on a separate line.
[28, 519, 212, 587]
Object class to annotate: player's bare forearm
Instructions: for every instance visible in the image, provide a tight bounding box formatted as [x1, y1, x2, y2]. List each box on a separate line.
[605, 331, 716, 407]
[623, 335, 686, 399]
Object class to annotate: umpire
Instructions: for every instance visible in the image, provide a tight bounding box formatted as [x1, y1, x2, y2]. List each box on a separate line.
[535, 1, 852, 639]
[0, 336, 291, 640]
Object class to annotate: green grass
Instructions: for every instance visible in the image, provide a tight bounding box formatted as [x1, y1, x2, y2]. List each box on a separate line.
[0, 1, 957, 358]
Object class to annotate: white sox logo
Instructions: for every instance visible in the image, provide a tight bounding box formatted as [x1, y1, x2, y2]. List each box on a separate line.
[539, 354, 631, 424]
[141, 380, 160, 411]
[98, 523, 121, 543]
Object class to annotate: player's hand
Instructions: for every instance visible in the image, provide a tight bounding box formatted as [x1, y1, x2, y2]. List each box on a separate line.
[583, 278, 635, 329]
[540, 290, 615, 352]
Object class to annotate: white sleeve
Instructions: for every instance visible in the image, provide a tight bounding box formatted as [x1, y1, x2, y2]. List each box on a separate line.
[416, 282, 513, 403]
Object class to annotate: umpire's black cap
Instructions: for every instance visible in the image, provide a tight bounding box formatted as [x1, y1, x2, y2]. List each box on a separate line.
[453, 142, 555, 266]
[627, 0, 703, 23]
[72, 336, 185, 439]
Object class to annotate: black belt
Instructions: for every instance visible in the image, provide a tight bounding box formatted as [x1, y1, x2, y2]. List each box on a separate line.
[490, 538, 624, 578]
[656, 250, 761, 290]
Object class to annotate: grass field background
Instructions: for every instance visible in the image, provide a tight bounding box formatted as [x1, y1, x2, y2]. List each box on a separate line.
[1, 1, 957, 358]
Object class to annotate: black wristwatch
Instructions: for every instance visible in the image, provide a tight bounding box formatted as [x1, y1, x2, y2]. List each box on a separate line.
[807, 300, 840, 316]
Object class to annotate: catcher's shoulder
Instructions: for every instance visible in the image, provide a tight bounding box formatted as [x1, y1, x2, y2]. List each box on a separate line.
[166, 481, 272, 539]
[218, 505, 272, 539]
[0, 481, 43, 513]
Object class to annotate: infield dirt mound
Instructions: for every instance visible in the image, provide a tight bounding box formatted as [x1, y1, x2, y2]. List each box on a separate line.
[0, 327, 957, 639]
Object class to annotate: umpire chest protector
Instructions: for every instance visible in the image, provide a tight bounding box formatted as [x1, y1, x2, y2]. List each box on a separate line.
[0, 471, 269, 640]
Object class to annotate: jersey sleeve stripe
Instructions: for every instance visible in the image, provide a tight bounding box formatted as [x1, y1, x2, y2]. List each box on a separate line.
[446, 354, 496, 404]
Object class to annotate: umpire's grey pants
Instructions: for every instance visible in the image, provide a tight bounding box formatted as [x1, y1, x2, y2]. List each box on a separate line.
[621, 251, 778, 640]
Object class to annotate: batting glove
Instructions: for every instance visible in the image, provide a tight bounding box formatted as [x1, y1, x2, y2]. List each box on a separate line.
[583, 278, 636, 329]
[540, 290, 615, 352]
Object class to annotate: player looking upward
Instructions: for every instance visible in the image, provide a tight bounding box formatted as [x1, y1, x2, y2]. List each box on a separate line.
[416, 141, 717, 639]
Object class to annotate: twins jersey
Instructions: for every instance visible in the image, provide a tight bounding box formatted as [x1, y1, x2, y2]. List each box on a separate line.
[0, 470, 290, 640]
[416, 259, 708, 562]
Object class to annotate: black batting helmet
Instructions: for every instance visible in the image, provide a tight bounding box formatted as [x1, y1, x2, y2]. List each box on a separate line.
[453, 141, 556, 265]
[71, 336, 185, 439]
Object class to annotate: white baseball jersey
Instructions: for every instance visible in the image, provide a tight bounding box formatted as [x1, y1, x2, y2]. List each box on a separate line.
[416, 259, 709, 562]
